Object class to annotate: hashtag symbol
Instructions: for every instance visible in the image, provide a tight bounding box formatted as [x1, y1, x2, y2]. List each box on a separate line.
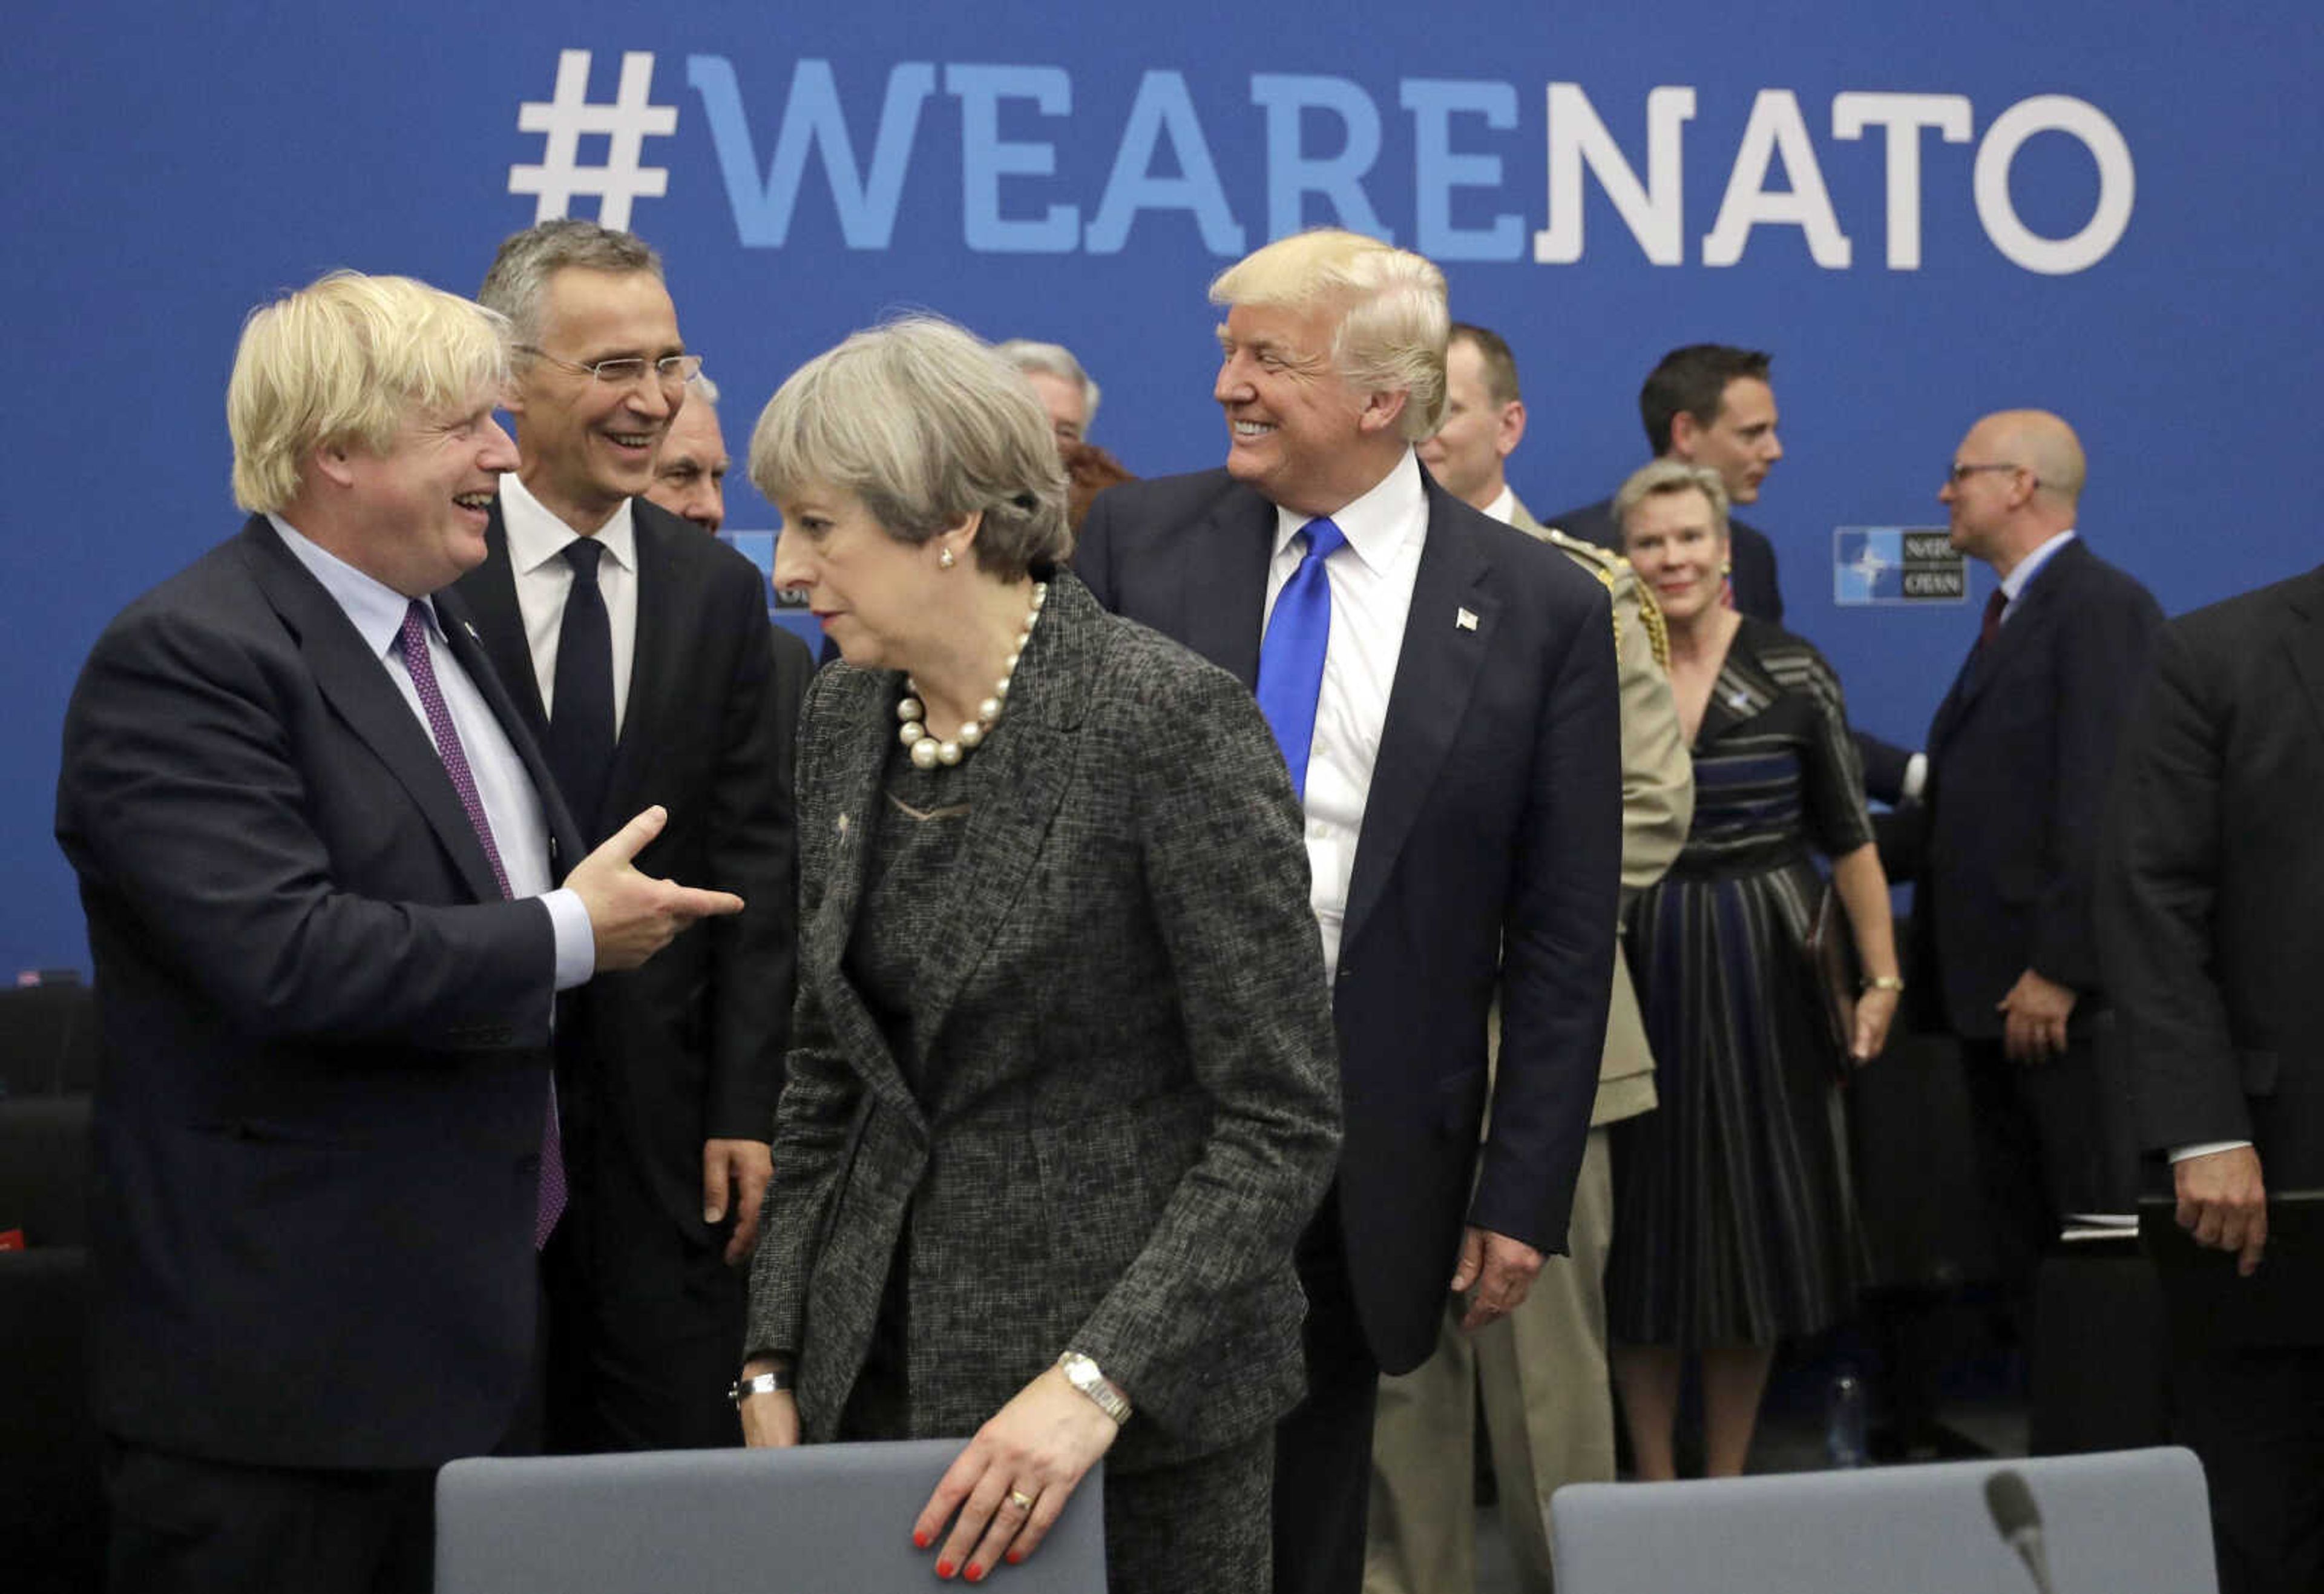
[508, 50, 678, 232]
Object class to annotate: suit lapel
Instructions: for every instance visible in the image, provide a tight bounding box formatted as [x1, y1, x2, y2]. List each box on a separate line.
[436, 587, 583, 874]
[238, 520, 508, 905]
[465, 509, 549, 733]
[2281, 567, 2324, 748]
[1342, 482, 1494, 950]
[1929, 540, 2086, 751]
[801, 679, 924, 1127]
[599, 506, 683, 826]
[1187, 488, 1276, 689]
[902, 579, 1092, 1079]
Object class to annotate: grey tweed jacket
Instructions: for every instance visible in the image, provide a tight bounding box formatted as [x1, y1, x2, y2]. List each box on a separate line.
[746, 571, 1342, 1472]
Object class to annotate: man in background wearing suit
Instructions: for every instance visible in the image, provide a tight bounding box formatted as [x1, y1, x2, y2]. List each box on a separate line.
[1545, 343, 1785, 623]
[56, 271, 741, 1594]
[643, 376, 818, 794]
[2099, 566, 2324, 1594]
[1369, 323, 1690, 1594]
[645, 372, 735, 535]
[459, 220, 796, 1454]
[1911, 410, 2161, 1308]
[1076, 229, 1623, 1594]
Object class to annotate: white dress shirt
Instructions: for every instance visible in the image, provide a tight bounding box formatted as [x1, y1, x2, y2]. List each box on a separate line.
[1261, 449, 1428, 983]
[497, 472, 640, 739]
[268, 516, 594, 992]
[1480, 483, 1517, 526]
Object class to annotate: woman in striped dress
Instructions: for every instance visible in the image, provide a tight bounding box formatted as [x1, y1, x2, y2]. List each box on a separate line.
[1604, 460, 1902, 1478]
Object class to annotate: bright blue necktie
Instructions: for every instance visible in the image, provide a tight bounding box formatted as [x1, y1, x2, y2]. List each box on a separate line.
[1256, 518, 1346, 800]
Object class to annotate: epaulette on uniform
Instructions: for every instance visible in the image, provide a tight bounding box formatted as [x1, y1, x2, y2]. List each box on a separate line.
[1540, 525, 1669, 670]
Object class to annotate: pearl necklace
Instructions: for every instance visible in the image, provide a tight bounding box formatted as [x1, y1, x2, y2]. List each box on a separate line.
[896, 581, 1047, 769]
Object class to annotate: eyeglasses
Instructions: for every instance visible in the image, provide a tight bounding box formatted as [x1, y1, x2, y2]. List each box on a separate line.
[1945, 461, 2022, 485]
[516, 345, 704, 389]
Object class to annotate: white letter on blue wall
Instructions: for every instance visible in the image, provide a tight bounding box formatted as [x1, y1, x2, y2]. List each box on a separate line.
[1249, 74, 1390, 242]
[1831, 92, 1972, 271]
[1973, 96, 2135, 275]
[687, 55, 934, 249]
[1534, 84, 1695, 266]
[1702, 89, 1853, 268]
[1086, 71, 1246, 256]
[1400, 79, 1522, 262]
[945, 64, 1078, 254]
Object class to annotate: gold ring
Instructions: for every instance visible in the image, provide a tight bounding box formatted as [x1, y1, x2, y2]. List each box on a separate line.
[1006, 1489, 1037, 1513]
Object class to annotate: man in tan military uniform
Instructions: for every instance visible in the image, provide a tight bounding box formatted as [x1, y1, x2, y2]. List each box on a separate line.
[1372, 324, 1692, 1593]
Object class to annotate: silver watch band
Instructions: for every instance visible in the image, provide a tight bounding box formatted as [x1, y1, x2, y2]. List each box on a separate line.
[1057, 1351, 1132, 1424]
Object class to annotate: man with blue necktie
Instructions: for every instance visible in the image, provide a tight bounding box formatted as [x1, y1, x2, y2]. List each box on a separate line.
[56, 271, 743, 1594]
[1075, 228, 1622, 1594]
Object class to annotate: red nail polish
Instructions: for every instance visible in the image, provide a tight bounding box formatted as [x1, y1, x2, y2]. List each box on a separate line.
[966, 1567, 986, 1584]
[913, 1532, 931, 1550]
[1006, 1549, 1025, 1565]
[936, 1561, 954, 1579]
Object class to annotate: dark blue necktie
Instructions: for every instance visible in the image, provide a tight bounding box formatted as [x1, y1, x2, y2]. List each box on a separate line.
[1256, 518, 1346, 800]
[546, 538, 614, 838]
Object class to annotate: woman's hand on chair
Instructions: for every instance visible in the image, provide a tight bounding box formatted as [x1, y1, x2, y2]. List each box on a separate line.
[914, 1365, 1120, 1580]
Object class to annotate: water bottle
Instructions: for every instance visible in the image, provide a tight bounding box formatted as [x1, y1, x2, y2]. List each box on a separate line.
[1825, 1365, 1869, 1468]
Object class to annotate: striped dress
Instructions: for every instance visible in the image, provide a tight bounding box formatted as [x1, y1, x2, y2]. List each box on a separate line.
[1606, 619, 1876, 1348]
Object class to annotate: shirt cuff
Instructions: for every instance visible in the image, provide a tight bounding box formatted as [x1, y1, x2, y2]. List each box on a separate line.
[2169, 1139, 2254, 1163]
[1902, 751, 1929, 802]
[542, 888, 597, 991]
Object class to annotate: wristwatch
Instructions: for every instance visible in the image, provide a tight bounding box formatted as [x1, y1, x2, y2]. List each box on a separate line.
[727, 1366, 794, 1405]
[1056, 1351, 1132, 1425]
[1860, 975, 1906, 993]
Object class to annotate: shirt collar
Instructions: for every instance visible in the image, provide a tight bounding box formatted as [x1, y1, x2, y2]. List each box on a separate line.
[267, 513, 434, 660]
[2001, 527, 2078, 604]
[1272, 448, 1426, 574]
[499, 471, 637, 579]
[1480, 483, 1517, 526]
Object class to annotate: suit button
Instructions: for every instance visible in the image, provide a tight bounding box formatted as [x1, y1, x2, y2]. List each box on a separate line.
[1337, 966, 1351, 980]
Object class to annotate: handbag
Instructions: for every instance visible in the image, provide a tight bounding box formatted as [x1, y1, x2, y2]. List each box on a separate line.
[1802, 880, 1861, 1072]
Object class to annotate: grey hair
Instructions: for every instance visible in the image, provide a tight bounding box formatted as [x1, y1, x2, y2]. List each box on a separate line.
[478, 219, 663, 347]
[749, 315, 1072, 579]
[1613, 458, 1730, 542]
[993, 338, 1100, 429]
[692, 374, 720, 407]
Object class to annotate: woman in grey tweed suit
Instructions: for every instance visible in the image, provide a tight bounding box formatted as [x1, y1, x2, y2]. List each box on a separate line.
[734, 317, 1342, 1592]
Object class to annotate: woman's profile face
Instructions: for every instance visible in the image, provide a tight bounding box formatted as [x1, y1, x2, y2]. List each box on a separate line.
[770, 482, 939, 671]
[1621, 489, 1730, 625]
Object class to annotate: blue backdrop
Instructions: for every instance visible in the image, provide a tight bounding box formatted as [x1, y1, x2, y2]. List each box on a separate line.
[8, 1, 2319, 975]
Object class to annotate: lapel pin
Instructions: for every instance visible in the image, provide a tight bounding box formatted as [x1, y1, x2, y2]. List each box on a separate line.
[836, 812, 850, 838]
[1456, 607, 1479, 631]
[462, 621, 481, 642]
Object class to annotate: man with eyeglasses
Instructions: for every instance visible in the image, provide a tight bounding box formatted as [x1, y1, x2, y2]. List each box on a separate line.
[1905, 409, 2161, 1339]
[455, 219, 797, 1454]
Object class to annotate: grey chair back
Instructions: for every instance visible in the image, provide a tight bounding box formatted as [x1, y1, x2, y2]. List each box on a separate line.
[437, 1439, 1108, 1593]
[1551, 1447, 2214, 1594]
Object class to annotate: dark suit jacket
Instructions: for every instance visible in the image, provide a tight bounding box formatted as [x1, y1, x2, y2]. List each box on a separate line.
[2098, 568, 2324, 1194]
[1077, 467, 1622, 1375]
[1908, 537, 2162, 1036]
[54, 517, 582, 1469]
[1544, 495, 1784, 622]
[455, 501, 796, 1253]
[747, 574, 1341, 1469]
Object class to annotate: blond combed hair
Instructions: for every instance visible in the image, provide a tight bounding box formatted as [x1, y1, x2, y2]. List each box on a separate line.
[749, 315, 1071, 578]
[228, 271, 510, 513]
[1209, 229, 1449, 441]
[1613, 458, 1732, 543]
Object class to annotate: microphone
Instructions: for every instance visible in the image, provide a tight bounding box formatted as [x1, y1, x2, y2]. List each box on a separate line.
[1984, 1469, 2056, 1594]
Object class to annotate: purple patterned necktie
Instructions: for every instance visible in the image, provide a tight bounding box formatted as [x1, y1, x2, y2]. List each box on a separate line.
[397, 601, 566, 1248]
